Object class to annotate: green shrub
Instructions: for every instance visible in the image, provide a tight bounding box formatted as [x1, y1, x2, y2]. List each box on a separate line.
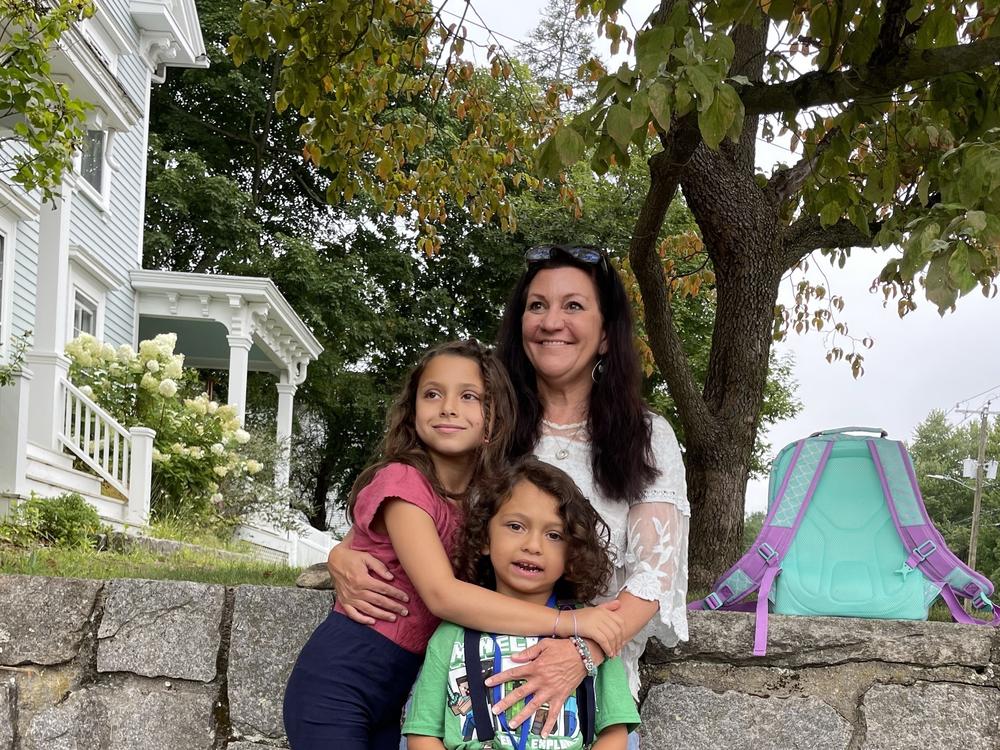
[64, 333, 266, 524]
[0, 493, 104, 548]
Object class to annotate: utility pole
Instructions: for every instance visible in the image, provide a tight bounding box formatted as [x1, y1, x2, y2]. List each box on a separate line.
[956, 401, 999, 575]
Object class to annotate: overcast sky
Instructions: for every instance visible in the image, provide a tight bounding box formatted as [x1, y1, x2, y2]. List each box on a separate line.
[451, 0, 1000, 512]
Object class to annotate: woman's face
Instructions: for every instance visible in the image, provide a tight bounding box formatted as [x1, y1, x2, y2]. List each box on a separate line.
[521, 266, 607, 391]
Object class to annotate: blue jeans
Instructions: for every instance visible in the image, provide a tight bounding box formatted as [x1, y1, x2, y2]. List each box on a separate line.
[284, 612, 423, 750]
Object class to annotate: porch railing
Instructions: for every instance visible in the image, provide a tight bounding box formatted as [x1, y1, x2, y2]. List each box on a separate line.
[57, 378, 155, 526]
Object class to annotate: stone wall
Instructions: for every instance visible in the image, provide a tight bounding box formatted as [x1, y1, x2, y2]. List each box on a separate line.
[1, 574, 998, 749]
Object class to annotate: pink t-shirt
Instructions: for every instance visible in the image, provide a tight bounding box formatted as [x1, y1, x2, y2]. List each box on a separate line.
[334, 462, 462, 654]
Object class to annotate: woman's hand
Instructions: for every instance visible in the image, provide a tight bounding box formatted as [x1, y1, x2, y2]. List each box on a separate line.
[561, 601, 625, 657]
[483, 638, 588, 737]
[326, 543, 409, 625]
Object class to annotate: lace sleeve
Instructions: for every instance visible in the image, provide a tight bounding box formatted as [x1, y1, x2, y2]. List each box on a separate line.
[621, 415, 690, 649]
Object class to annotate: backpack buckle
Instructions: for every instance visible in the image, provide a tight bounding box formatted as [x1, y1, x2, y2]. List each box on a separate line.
[913, 541, 937, 561]
[704, 592, 724, 610]
[757, 543, 778, 564]
[972, 592, 994, 611]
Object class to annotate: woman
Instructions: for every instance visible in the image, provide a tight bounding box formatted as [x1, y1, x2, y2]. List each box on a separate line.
[328, 244, 689, 744]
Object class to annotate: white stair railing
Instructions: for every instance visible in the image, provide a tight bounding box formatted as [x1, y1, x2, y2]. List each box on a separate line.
[57, 378, 155, 526]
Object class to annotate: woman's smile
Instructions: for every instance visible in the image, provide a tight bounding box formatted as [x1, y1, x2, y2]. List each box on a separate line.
[521, 267, 606, 389]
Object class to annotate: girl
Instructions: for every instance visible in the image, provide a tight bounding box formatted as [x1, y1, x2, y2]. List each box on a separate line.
[283, 340, 625, 750]
[403, 456, 640, 750]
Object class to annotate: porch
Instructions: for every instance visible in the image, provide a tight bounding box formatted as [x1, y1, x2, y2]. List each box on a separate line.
[0, 270, 331, 567]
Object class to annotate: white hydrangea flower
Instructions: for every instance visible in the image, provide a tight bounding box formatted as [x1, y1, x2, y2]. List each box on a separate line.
[164, 357, 183, 379]
[79, 385, 94, 398]
[117, 344, 134, 362]
[189, 446, 205, 460]
[146, 360, 160, 373]
[101, 343, 116, 361]
[158, 379, 178, 398]
[211, 443, 226, 456]
[245, 459, 263, 475]
[210, 493, 224, 506]
[140, 373, 159, 391]
[233, 429, 251, 445]
[213, 465, 229, 478]
[207, 401, 219, 414]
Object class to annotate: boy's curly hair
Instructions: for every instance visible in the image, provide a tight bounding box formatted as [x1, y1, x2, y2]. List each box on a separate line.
[455, 457, 614, 604]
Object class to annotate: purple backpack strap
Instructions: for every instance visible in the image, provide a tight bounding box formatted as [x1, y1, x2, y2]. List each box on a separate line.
[691, 438, 835, 654]
[868, 439, 1000, 627]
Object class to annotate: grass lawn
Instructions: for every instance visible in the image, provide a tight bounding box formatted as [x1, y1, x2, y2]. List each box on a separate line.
[0, 541, 301, 587]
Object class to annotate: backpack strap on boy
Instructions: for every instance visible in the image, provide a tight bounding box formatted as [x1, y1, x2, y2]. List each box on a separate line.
[464, 628, 496, 742]
[463, 629, 597, 746]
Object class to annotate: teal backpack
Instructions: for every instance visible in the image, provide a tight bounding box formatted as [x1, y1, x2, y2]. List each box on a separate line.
[691, 427, 1000, 654]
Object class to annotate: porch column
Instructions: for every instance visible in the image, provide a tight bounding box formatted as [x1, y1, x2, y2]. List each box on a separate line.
[275, 374, 297, 488]
[26, 188, 73, 450]
[0, 367, 33, 495]
[226, 335, 252, 425]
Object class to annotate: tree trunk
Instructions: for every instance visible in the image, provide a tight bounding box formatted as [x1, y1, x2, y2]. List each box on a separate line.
[680, 136, 785, 584]
[308, 447, 335, 530]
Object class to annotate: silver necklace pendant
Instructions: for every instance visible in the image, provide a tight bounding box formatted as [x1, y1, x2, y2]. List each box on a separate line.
[555, 447, 570, 460]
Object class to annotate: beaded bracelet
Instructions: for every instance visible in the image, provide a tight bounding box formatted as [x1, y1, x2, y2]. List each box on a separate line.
[570, 636, 598, 678]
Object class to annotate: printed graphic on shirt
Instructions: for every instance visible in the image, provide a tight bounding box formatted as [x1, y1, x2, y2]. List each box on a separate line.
[444, 634, 581, 749]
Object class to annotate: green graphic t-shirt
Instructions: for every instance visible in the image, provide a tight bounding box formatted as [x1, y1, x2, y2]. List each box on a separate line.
[402, 621, 640, 749]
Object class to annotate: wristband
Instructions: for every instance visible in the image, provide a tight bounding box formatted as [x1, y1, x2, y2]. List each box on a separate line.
[571, 636, 598, 678]
[552, 609, 562, 638]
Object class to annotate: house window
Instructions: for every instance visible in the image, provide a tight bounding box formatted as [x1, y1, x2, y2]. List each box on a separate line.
[73, 291, 98, 337]
[80, 130, 106, 193]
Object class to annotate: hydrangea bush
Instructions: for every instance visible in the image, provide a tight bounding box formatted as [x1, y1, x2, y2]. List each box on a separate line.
[64, 333, 284, 528]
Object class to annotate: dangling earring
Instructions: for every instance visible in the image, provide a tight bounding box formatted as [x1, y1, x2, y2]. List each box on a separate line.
[591, 358, 606, 383]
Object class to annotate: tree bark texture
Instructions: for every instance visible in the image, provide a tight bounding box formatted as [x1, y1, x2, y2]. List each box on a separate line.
[631, 19, 791, 588]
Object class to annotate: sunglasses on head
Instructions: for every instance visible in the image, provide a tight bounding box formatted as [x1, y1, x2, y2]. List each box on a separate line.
[524, 244, 610, 271]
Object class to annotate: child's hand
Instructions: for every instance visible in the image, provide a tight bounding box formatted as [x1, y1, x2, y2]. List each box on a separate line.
[563, 604, 625, 657]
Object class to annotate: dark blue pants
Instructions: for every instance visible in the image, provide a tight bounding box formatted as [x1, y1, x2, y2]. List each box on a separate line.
[283, 611, 424, 750]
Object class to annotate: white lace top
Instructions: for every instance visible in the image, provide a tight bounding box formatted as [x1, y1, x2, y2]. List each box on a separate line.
[535, 413, 690, 698]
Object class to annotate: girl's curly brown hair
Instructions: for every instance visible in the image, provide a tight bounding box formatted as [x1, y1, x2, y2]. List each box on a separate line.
[347, 340, 517, 520]
[455, 456, 614, 604]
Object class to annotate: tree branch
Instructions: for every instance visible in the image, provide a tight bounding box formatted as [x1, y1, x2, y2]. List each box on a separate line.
[629, 125, 715, 441]
[869, 0, 917, 67]
[782, 214, 880, 266]
[766, 127, 839, 203]
[740, 36, 1000, 115]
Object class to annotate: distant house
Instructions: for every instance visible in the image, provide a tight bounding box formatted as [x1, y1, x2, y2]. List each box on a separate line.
[0, 0, 332, 566]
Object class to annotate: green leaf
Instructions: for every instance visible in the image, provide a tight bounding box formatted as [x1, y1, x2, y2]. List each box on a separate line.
[635, 25, 674, 77]
[698, 85, 739, 150]
[606, 104, 634, 150]
[630, 91, 649, 130]
[948, 242, 977, 294]
[819, 201, 842, 227]
[925, 255, 958, 313]
[553, 125, 585, 167]
[686, 65, 717, 111]
[965, 210, 987, 231]
[674, 80, 693, 116]
[917, 173, 930, 207]
[535, 136, 562, 178]
[706, 33, 735, 64]
[648, 82, 673, 131]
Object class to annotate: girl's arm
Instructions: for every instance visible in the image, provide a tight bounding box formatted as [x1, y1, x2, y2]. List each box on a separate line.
[327, 528, 410, 624]
[406, 738, 447, 750]
[383, 500, 625, 654]
[592, 724, 628, 750]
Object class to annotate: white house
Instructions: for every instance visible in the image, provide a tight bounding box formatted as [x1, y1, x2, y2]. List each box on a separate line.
[0, 0, 332, 566]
